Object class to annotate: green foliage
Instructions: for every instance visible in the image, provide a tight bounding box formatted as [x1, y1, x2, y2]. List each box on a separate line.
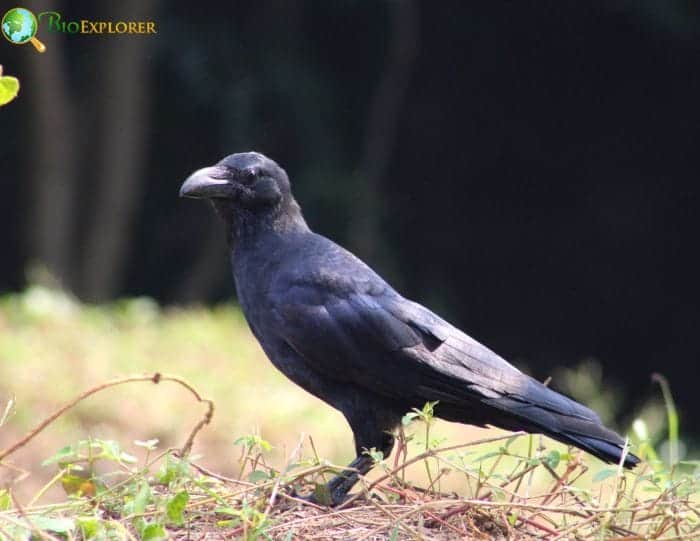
[366, 447, 385, 464]
[43, 438, 138, 467]
[216, 500, 272, 540]
[235, 432, 273, 481]
[653, 373, 680, 465]
[157, 453, 191, 486]
[234, 434, 273, 454]
[0, 490, 10, 511]
[0, 417, 697, 539]
[0, 437, 225, 539]
[165, 491, 189, 525]
[0, 295, 697, 538]
[402, 401, 443, 491]
[0, 65, 20, 106]
[545, 449, 561, 469]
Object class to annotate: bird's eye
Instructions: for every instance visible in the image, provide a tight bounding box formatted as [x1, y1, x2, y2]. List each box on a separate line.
[243, 169, 257, 184]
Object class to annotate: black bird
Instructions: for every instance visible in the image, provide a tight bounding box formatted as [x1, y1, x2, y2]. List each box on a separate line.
[180, 152, 639, 504]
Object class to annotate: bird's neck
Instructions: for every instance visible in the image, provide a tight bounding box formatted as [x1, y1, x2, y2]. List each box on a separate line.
[214, 198, 310, 249]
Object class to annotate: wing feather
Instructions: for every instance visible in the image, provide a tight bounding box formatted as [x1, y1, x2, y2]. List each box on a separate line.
[264, 236, 638, 466]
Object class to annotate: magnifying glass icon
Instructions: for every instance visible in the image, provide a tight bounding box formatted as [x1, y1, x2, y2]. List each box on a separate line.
[2, 7, 47, 53]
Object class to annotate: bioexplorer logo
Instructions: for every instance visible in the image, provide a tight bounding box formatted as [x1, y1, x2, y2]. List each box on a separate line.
[39, 11, 157, 35]
[1, 7, 157, 53]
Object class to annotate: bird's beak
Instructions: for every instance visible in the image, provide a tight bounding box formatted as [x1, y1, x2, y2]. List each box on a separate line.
[179, 166, 231, 199]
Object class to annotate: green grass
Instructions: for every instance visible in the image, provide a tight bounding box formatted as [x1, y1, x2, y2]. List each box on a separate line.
[0, 287, 359, 510]
[0, 286, 697, 539]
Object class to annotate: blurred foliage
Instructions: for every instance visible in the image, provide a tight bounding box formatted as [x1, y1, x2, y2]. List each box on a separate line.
[1, 286, 694, 508]
[0, 286, 344, 501]
[4, 429, 697, 539]
[555, 359, 623, 426]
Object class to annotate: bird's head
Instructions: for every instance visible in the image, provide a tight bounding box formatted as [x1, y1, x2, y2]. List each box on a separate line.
[180, 151, 291, 208]
[180, 151, 306, 238]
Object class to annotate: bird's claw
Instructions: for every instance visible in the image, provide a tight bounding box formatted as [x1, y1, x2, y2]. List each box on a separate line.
[287, 484, 349, 507]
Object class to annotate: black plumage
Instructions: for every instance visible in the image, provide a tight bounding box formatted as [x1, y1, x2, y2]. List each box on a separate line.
[180, 151, 639, 504]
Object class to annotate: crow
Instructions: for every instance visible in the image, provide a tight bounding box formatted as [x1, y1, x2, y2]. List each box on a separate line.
[180, 151, 639, 505]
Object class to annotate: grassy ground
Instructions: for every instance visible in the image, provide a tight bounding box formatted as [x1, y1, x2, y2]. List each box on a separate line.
[0, 287, 697, 539]
[0, 286, 357, 503]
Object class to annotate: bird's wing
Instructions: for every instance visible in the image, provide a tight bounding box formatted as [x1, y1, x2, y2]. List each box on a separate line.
[269, 268, 637, 462]
[380, 295, 599, 420]
[269, 265, 584, 416]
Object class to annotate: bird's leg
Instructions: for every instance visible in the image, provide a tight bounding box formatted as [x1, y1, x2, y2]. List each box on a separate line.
[323, 454, 376, 505]
[321, 432, 396, 506]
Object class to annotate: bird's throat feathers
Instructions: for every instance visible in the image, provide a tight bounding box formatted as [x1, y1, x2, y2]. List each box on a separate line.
[212, 196, 309, 249]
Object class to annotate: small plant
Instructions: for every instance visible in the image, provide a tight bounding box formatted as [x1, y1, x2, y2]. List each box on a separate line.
[234, 432, 273, 482]
[402, 400, 444, 492]
[0, 334, 697, 539]
[215, 499, 272, 540]
[1, 421, 698, 539]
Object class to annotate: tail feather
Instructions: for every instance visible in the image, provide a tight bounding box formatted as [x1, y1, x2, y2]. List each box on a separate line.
[482, 392, 640, 468]
[394, 298, 641, 467]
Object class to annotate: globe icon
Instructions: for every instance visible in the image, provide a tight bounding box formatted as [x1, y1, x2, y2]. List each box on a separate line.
[1, 7, 46, 52]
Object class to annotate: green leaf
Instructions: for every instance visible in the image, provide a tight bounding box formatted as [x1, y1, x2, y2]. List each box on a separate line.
[0, 489, 11, 511]
[76, 517, 102, 539]
[101, 440, 123, 461]
[157, 454, 190, 485]
[234, 435, 253, 447]
[365, 447, 384, 463]
[545, 450, 560, 469]
[133, 481, 152, 514]
[31, 516, 75, 534]
[419, 400, 438, 421]
[389, 525, 400, 541]
[42, 444, 76, 465]
[166, 491, 189, 525]
[234, 434, 272, 452]
[592, 468, 618, 483]
[402, 412, 418, 426]
[60, 472, 98, 497]
[258, 439, 272, 452]
[0, 72, 20, 106]
[247, 470, 269, 483]
[141, 523, 168, 541]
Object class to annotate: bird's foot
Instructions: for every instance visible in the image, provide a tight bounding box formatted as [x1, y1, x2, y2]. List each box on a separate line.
[287, 483, 350, 507]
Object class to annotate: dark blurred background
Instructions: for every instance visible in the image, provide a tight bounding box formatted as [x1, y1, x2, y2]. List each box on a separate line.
[2, 1, 699, 432]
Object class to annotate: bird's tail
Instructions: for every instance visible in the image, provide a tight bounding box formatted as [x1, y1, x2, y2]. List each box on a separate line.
[481, 379, 640, 468]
